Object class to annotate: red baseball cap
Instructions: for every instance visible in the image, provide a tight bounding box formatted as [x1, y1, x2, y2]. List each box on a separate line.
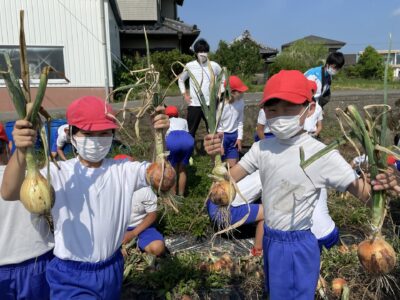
[66, 96, 118, 131]
[0, 123, 8, 142]
[387, 155, 396, 165]
[165, 106, 179, 118]
[260, 70, 313, 105]
[114, 154, 134, 161]
[227, 75, 248, 92]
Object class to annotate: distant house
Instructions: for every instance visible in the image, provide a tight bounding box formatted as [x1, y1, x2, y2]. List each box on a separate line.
[117, 0, 200, 54]
[358, 49, 400, 78]
[281, 35, 346, 53]
[232, 30, 278, 80]
[0, 0, 200, 113]
[343, 54, 358, 66]
[0, 0, 121, 112]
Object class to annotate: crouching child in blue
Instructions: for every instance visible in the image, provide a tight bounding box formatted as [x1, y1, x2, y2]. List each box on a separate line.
[203, 70, 383, 300]
[165, 105, 194, 196]
[0, 96, 174, 300]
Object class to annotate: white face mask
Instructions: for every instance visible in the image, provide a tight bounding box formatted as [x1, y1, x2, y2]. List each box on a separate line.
[326, 66, 337, 76]
[197, 53, 208, 64]
[71, 136, 113, 163]
[267, 105, 310, 139]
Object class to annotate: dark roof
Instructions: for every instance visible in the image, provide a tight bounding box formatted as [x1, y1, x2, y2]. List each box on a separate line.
[282, 35, 346, 49]
[120, 17, 199, 36]
[232, 30, 278, 55]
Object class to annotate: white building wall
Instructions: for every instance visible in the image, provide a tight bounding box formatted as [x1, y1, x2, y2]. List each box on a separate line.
[0, 0, 116, 87]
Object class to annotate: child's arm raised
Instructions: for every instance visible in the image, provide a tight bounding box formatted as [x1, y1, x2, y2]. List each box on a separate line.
[1, 120, 36, 200]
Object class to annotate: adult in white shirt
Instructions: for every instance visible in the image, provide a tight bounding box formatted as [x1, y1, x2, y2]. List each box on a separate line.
[0, 123, 54, 299]
[178, 39, 223, 138]
[122, 187, 165, 256]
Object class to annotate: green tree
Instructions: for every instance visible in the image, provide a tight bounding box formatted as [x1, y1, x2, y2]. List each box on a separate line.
[355, 46, 385, 79]
[269, 40, 328, 75]
[213, 39, 264, 78]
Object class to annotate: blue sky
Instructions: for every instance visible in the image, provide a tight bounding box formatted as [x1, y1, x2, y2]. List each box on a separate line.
[178, 0, 400, 54]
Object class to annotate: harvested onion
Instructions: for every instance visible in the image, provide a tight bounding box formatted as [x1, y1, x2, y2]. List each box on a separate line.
[209, 180, 236, 206]
[357, 237, 397, 274]
[146, 161, 176, 192]
[332, 278, 347, 297]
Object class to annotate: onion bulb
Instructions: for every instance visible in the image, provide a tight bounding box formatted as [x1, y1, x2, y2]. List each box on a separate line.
[331, 278, 347, 297]
[209, 180, 236, 206]
[357, 237, 397, 274]
[146, 161, 176, 192]
[20, 149, 54, 214]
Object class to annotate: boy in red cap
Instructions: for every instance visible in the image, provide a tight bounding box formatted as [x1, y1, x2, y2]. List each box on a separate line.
[217, 75, 247, 167]
[1, 96, 174, 299]
[0, 122, 54, 299]
[164, 105, 194, 196]
[203, 70, 392, 299]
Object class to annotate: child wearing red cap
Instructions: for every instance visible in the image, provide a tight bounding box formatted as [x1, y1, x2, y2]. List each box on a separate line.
[203, 70, 390, 299]
[164, 105, 194, 196]
[217, 75, 247, 167]
[0, 122, 54, 299]
[1, 96, 173, 300]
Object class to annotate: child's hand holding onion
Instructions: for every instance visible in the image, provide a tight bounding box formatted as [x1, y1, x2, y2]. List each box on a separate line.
[12, 120, 37, 150]
[204, 133, 224, 157]
[146, 105, 176, 193]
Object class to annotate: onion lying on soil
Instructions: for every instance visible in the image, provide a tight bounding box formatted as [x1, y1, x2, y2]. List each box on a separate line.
[332, 278, 347, 297]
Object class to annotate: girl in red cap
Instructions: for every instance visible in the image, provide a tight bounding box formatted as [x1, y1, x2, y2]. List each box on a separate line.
[1, 96, 174, 300]
[164, 105, 194, 196]
[217, 75, 248, 168]
[203, 70, 395, 300]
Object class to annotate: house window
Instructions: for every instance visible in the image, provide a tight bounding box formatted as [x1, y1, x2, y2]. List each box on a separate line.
[0, 46, 65, 80]
[396, 53, 400, 65]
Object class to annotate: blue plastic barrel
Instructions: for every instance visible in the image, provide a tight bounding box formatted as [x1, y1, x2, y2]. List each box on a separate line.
[5, 121, 16, 153]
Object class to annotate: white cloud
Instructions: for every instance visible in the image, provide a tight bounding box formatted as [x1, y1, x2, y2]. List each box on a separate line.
[392, 7, 400, 16]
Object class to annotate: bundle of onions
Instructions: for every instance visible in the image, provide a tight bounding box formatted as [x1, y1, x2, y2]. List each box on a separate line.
[300, 43, 397, 276]
[108, 28, 177, 211]
[0, 11, 54, 214]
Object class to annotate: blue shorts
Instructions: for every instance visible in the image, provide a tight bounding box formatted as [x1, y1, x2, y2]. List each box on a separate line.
[127, 226, 164, 251]
[166, 131, 194, 167]
[206, 199, 260, 225]
[254, 132, 274, 142]
[263, 225, 320, 300]
[222, 131, 239, 160]
[46, 250, 124, 300]
[0, 250, 53, 300]
[317, 226, 339, 251]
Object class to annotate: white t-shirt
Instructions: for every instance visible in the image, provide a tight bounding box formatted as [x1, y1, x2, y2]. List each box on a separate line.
[41, 158, 149, 262]
[310, 188, 335, 239]
[238, 133, 358, 231]
[257, 109, 271, 134]
[231, 170, 262, 206]
[128, 187, 158, 228]
[231, 170, 334, 239]
[56, 124, 70, 148]
[303, 103, 323, 133]
[178, 60, 223, 107]
[166, 117, 189, 136]
[217, 99, 244, 139]
[0, 166, 54, 265]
